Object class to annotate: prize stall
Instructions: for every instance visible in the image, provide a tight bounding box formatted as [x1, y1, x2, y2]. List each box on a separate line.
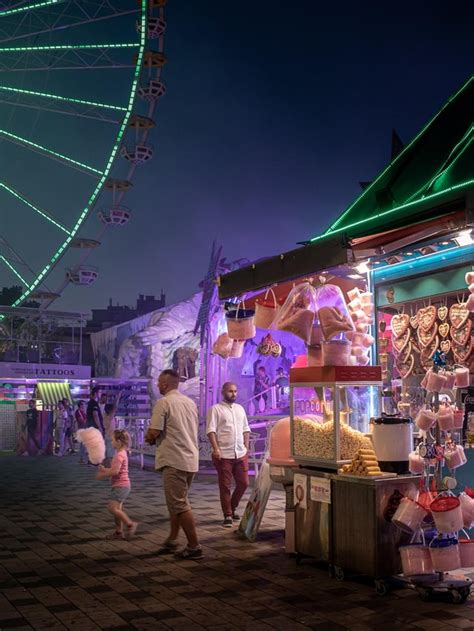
[215, 77, 474, 599]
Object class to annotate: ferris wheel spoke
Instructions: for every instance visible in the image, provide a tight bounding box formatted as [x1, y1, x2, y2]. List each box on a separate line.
[0, 97, 121, 123]
[0, 254, 30, 288]
[0, 84, 128, 111]
[0, 127, 102, 176]
[0, 181, 71, 234]
[0, 0, 65, 17]
[0, 234, 47, 290]
[0, 7, 139, 45]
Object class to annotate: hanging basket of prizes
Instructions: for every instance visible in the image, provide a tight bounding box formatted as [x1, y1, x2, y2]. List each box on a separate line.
[257, 333, 281, 357]
[255, 288, 279, 329]
[226, 302, 256, 340]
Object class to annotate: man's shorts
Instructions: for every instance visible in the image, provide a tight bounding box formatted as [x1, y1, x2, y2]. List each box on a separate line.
[162, 466, 195, 515]
[111, 486, 130, 503]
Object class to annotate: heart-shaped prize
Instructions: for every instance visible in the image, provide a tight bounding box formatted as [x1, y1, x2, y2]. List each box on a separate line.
[417, 323, 438, 348]
[417, 306, 436, 331]
[391, 313, 410, 338]
[453, 337, 473, 364]
[449, 302, 469, 329]
[438, 305, 448, 321]
[396, 354, 415, 378]
[451, 319, 472, 346]
[392, 329, 411, 353]
[438, 322, 450, 339]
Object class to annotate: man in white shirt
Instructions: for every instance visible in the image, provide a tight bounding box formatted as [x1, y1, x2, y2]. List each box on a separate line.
[206, 382, 251, 527]
[145, 369, 202, 560]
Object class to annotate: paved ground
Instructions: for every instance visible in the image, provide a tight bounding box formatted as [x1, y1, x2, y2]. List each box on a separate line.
[2, 454, 474, 630]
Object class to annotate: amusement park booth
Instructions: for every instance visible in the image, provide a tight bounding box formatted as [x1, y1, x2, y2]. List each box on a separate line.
[215, 76, 474, 590]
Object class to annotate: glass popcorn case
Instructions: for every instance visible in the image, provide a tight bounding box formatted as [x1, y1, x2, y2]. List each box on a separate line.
[290, 365, 383, 468]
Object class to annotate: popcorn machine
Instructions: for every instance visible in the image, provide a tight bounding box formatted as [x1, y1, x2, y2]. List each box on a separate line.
[290, 365, 383, 469]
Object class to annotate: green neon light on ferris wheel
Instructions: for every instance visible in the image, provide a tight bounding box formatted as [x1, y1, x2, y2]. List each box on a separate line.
[0, 85, 127, 112]
[11, 0, 148, 307]
[0, 0, 63, 17]
[0, 182, 70, 234]
[0, 42, 138, 53]
[0, 256, 29, 287]
[0, 128, 102, 175]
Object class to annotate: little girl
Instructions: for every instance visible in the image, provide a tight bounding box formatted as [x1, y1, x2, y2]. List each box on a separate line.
[96, 429, 138, 540]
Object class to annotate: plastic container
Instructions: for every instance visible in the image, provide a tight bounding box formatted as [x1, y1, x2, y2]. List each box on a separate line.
[226, 307, 256, 340]
[400, 544, 434, 577]
[409, 451, 425, 474]
[455, 367, 470, 388]
[321, 340, 351, 366]
[444, 445, 467, 470]
[415, 408, 436, 431]
[430, 496, 463, 533]
[255, 289, 279, 329]
[360, 292, 373, 305]
[361, 334, 375, 348]
[426, 371, 447, 393]
[267, 417, 295, 466]
[347, 287, 360, 301]
[307, 344, 322, 367]
[437, 405, 454, 431]
[453, 409, 464, 430]
[443, 371, 456, 390]
[459, 540, 474, 567]
[429, 538, 461, 572]
[275, 282, 317, 343]
[229, 339, 245, 358]
[459, 493, 474, 529]
[392, 497, 428, 533]
[314, 284, 355, 341]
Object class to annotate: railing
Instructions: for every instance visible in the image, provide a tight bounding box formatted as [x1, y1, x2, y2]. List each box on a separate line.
[115, 413, 282, 475]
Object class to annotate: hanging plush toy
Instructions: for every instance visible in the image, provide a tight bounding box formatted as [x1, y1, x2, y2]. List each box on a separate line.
[76, 427, 105, 465]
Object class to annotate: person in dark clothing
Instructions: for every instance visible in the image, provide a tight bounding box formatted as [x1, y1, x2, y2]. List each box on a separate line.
[25, 399, 42, 453]
[87, 386, 104, 435]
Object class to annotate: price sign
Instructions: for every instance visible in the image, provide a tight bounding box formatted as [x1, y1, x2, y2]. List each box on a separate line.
[310, 477, 331, 504]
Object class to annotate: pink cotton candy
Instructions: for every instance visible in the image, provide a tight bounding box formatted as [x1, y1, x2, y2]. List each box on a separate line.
[465, 272, 474, 285]
[76, 428, 105, 465]
[360, 292, 373, 305]
[426, 371, 447, 393]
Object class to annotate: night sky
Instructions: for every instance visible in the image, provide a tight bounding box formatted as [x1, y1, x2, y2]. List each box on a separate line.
[1, 0, 473, 312]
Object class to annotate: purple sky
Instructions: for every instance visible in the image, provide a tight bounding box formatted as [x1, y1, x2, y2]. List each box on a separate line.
[1, 1, 473, 312]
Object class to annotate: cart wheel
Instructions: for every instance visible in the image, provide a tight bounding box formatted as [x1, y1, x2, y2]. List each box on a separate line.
[449, 590, 463, 604]
[417, 587, 432, 602]
[459, 586, 471, 602]
[375, 579, 388, 596]
[328, 564, 335, 579]
[334, 566, 345, 582]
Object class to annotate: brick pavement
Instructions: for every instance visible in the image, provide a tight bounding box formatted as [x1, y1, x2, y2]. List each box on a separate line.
[2, 452, 474, 630]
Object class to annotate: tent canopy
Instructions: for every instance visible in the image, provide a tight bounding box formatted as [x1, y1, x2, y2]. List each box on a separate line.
[35, 382, 72, 407]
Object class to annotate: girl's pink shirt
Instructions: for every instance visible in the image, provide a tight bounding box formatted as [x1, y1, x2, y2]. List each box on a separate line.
[111, 450, 130, 488]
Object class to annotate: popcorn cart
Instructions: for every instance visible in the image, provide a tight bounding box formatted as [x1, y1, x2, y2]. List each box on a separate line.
[290, 365, 383, 469]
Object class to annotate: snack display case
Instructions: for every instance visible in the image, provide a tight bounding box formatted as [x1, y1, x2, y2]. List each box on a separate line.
[290, 365, 383, 469]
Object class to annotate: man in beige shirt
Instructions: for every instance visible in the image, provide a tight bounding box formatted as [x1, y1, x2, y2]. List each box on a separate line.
[145, 369, 202, 560]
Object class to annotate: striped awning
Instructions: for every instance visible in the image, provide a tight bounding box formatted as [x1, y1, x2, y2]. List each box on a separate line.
[35, 382, 72, 407]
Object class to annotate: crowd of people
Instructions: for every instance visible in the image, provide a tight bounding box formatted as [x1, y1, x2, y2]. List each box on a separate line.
[21, 370, 252, 559]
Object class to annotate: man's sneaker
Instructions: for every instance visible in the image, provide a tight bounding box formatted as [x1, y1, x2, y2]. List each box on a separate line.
[174, 546, 203, 560]
[156, 540, 179, 556]
[232, 512, 240, 521]
[223, 516, 233, 528]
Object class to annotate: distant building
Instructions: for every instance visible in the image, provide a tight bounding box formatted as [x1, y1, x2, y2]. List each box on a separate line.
[85, 291, 166, 333]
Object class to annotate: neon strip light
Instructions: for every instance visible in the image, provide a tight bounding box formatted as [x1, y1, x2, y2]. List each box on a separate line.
[12, 0, 148, 307]
[0, 0, 62, 16]
[0, 85, 127, 112]
[0, 128, 102, 175]
[321, 77, 474, 236]
[0, 255, 29, 287]
[310, 178, 474, 243]
[0, 182, 70, 234]
[0, 43, 138, 53]
[373, 243, 474, 277]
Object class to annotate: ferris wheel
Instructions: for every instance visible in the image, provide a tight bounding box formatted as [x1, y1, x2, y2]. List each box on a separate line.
[0, 0, 167, 308]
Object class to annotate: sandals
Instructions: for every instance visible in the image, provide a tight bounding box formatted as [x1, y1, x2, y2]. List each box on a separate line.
[105, 531, 123, 540]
